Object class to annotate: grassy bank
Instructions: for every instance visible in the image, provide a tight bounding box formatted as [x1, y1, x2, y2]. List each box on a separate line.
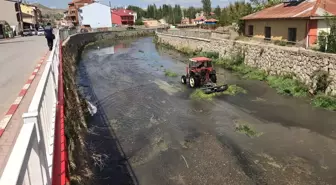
[155, 39, 336, 111]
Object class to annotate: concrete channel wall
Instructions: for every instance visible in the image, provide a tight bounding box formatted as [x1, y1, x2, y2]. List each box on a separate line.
[156, 32, 336, 96]
[61, 29, 155, 182]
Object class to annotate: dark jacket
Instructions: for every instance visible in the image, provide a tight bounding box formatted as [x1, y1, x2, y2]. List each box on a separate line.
[44, 25, 54, 39]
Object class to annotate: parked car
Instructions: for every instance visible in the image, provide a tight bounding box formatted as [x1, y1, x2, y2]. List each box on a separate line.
[22, 29, 32, 36]
[80, 28, 89, 33]
[37, 28, 44, 36]
[31, 29, 37, 35]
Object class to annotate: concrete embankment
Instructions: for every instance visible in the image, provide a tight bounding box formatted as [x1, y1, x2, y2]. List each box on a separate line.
[61, 30, 155, 184]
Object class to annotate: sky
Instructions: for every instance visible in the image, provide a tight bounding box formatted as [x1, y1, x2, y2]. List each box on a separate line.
[31, 0, 233, 9]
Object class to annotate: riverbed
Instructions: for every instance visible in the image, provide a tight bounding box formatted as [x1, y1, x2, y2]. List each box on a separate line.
[77, 37, 336, 185]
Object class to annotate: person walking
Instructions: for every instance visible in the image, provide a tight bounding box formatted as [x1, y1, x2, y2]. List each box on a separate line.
[44, 23, 55, 51]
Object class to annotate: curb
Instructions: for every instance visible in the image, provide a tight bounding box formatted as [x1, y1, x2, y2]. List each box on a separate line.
[0, 52, 48, 137]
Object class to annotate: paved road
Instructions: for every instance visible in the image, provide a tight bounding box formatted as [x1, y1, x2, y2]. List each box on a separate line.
[0, 36, 47, 117]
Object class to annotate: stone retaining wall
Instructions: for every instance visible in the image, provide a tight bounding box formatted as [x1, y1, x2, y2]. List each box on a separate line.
[156, 32, 336, 95]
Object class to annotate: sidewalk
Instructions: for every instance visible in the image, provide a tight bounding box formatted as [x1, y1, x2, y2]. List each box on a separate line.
[0, 36, 46, 118]
[0, 51, 48, 176]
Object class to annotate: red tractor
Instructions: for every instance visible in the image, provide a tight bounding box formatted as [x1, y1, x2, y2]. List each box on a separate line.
[181, 57, 228, 93]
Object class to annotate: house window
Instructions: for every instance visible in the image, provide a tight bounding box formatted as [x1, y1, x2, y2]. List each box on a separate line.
[248, 25, 253, 36]
[265, 26, 271, 40]
[288, 28, 297, 42]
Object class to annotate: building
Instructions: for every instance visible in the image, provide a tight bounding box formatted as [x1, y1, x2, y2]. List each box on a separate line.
[66, 0, 94, 26]
[111, 9, 135, 26]
[0, 0, 23, 35]
[241, 0, 336, 47]
[194, 16, 206, 24]
[181, 18, 190, 25]
[78, 2, 112, 28]
[21, 4, 41, 29]
[204, 18, 218, 25]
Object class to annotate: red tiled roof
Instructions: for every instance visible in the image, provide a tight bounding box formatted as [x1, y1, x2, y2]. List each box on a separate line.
[242, 0, 336, 20]
[195, 16, 206, 21]
[313, 0, 336, 16]
[68, 0, 92, 5]
[112, 9, 134, 16]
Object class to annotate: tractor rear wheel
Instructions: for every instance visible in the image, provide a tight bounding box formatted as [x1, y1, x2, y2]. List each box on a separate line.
[189, 76, 200, 88]
[210, 74, 217, 83]
[181, 75, 187, 84]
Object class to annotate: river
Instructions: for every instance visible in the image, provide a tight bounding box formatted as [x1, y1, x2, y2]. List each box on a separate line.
[77, 37, 336, 185]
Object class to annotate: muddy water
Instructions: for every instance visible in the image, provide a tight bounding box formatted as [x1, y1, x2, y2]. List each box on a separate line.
[78, 37, 336, 185]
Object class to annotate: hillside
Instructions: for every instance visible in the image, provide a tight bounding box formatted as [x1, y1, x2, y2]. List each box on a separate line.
[32, 3, 65, 16]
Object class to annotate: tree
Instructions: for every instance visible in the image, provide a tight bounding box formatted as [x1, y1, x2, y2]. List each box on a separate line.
[174, 4, 182, 24]
[187, 6, 197, 19]
[201, 0, 211, 15]
[214, 5, 221, 18]
[219, 8, 228, 26]
[319, 16, 336, 53]
[219, 2, 253, 27]
[127, 5, 146, 19]
[250, 0, 282, 12]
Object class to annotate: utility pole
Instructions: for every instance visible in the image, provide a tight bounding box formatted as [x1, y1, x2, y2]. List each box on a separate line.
[109, 1, 111, 8]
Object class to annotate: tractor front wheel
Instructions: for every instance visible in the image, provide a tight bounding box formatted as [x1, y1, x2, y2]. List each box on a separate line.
[181, 75, 187, 84]
[189, 76, 200, 88]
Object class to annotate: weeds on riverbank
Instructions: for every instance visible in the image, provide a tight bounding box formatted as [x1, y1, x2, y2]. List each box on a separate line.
[266, 75, 308, 97]
[213, 54, 308, 97]
[164, 69, 178, 77]
[312, 95, 336, 111]
[155, 39, 336, 111]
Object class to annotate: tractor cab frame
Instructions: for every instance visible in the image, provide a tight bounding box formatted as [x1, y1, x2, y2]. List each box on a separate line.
[181, 57, 217, 88]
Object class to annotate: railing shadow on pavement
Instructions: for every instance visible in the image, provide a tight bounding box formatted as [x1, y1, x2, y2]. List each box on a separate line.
[77, 58, 139, 185]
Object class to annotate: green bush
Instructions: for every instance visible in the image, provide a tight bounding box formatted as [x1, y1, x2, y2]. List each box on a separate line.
[179, 46, 195, 56]
[213, 52, 244, 69]
[243, 68, 268, 81]
[266, 75, 308, 97]
[198, 51, 219, 59]
[313, 70, 330, 94]
[213, 57, 233, 69]
[318, 31, 328, 52]
[312, 95, 336, 111]
[135, 19, 144, 25]
[231, 52, 245, 66]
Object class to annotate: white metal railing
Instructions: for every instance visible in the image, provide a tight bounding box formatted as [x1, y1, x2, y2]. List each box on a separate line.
[0, 30, 68, 185]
